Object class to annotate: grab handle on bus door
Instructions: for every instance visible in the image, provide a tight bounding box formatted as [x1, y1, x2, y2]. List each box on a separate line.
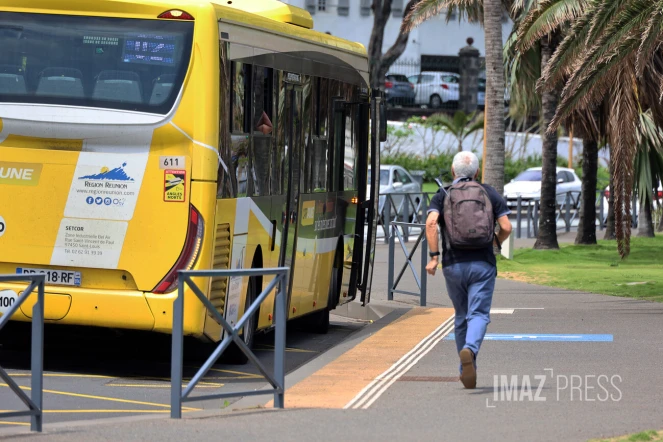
[271, 220, 277, 251]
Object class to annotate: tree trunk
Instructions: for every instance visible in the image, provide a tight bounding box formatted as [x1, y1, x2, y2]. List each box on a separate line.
[368, 0, 421, 90]
[637, 198, 655, 237]
[534, 35, 560, 250]
[604, 147, 616, 240]
[575, 138, 598, 245]
[458, 138, 463, 153]
[482, 0, 506, 195]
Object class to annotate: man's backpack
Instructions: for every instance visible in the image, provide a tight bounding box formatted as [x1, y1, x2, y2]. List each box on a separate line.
[441, 179, 494, 250]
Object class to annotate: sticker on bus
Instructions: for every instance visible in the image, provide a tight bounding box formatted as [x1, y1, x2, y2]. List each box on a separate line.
[0, 289, 18, 315]
[164, 170, 186, 202]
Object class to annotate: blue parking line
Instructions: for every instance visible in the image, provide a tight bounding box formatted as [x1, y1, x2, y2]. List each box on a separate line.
[446, 334, 613, 342]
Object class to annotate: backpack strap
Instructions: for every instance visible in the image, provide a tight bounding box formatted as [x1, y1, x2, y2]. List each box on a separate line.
[438, 185, 452, 256]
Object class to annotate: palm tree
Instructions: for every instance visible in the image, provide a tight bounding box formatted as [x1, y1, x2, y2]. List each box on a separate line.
[509, 0, 591, 249]
[402, 0, 508, 194]
[532, 0, 663, 257]
[634, 110, 663, 237]
[428, 111, 484, 152]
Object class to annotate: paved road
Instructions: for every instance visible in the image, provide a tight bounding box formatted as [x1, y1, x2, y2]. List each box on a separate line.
[0, 315, 365, 426]
[3, 245, 663, 441]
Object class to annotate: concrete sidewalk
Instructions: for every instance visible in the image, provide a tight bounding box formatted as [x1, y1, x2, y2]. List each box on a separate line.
[4, 245, 663, 442]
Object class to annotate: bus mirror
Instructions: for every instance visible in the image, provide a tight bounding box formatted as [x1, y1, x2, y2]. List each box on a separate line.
[379, 101, 387, 142]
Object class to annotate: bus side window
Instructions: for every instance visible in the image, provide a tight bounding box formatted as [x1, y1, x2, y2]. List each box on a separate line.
[301, 75, 313, 193]
[306, 77, 329, 193]
[343, 84, 357, 191]
[251, 66, 273, 197]
[217, 41, 234, 199]
[230, 61, 252, 197]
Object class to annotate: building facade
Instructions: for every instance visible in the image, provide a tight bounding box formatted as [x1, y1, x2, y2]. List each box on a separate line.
[282, 0, 512, 62]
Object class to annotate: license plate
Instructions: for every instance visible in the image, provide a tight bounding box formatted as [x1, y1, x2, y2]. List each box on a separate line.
[16, 268, 81, 287]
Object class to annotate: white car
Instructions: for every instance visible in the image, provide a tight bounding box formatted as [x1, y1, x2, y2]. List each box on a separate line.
[601, 184, 662, 225]
[408, 72, 459, 108]
[504, 167, 582, 209]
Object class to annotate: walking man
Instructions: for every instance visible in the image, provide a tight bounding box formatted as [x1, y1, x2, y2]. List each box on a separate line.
[425, 151, 512, 389]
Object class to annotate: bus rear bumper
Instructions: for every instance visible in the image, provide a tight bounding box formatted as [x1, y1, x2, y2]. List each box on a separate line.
[1, 283, 155, 331]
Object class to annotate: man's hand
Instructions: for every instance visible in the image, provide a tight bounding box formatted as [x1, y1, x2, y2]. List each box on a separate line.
[426, 257, 439, 276]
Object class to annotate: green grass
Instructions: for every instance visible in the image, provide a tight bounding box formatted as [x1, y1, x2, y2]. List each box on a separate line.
[422, 182, 440, 193]
[497, 236, 663, 302]
[591, 430, 663, 442]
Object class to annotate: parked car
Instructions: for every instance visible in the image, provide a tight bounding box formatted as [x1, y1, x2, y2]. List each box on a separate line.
[601, 183, 662, 225]
[368, 165, 422, 218]
[478, 77, 510, 108]
[503, 167, 582, 209]
[384, 74, 415, 106]
[478, 77, 486, 108]
[408, 71, 460, 108]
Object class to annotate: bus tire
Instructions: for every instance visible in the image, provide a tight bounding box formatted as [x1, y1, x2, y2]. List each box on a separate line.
[224, 276, 258, 365]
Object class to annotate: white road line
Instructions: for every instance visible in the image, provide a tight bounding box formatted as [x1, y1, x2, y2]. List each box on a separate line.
[344, 317, 455, 410]
[356, 322, 455, 410]
[490, 308, 515, 314]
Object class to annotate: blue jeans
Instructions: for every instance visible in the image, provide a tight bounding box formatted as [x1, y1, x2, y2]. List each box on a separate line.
[443, 261, 497, 364]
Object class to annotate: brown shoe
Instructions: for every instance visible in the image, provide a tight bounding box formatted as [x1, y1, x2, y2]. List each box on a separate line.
[459, 348, 476, 389]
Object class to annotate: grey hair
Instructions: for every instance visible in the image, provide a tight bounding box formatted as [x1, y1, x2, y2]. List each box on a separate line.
[452, 151, 480, 178]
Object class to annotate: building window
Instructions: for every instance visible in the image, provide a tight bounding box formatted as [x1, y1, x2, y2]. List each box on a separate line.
[318, 0, 326, 12]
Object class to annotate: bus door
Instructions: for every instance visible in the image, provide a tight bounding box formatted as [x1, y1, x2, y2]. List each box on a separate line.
[276, 79, 304, 319]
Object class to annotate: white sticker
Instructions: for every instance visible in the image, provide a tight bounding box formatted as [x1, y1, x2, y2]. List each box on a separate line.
[225, 235, 247, 327]
[50, 219, 128, 269]
[0, 289, 18, 315]
[64, 152, 149, 221]
[159, 156, 185, 170]
[0, 215, 5, 237]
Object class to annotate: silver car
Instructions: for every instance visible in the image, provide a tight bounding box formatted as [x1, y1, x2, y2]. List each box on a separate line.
[369, 165, 422, 219]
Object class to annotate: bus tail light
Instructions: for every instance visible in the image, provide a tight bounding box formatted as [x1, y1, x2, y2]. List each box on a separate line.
[153, 205, 204, 294]
[158, 10, 195, 20]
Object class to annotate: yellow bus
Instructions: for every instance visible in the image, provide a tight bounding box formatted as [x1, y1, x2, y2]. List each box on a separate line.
[0, 0, 381, 350]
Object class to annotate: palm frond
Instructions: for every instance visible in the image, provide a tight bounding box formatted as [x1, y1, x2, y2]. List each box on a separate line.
[517, 0, 587, 52]
[636, 8, 663, 76]
[402, 0, 447, 33]
[608, 65, 639, 258]
[538, 8, 594, 91]
[505, 32, 542, 117]
[550, 1, 655, 128]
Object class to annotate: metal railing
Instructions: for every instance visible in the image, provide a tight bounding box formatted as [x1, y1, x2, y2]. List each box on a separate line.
[171, 268, 289, 418]
[387, 222, 428, 307]
[0, 274, 45, 432]
[376, 190, 613, 242]
[378, 193, 434, 243]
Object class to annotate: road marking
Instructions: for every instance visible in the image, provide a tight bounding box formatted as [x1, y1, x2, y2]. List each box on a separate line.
[106, 383, 223, 388]
[490, 309, 515, 314]
[0, 409, 177, 414]
[0, 421, 29, 426]
[265, 308, 454, 409]
[7, 373, 115, 379]
[253, 344, 317, 354]
[345, 317, 455, 409]
[0, 384, 200, 411]
[202, 368, 263, 378]
[446, 333, 613, 342]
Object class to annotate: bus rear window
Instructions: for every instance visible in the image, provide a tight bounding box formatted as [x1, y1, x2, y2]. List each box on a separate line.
[0, 12, 193, 114]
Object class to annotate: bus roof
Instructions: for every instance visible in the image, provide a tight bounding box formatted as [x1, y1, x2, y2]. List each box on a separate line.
[218, 0, 314, 29]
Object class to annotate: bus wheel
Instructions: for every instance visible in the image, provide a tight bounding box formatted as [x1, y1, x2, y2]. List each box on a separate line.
[224, 276, 258, 365]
